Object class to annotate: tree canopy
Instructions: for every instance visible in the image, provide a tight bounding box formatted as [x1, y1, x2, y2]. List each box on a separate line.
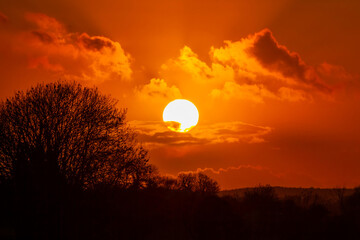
[0, 81, 153, 189]
[155, 172, 220, 194]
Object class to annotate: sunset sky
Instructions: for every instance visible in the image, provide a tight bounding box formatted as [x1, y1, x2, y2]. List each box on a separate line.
[1, 0, 360, 190]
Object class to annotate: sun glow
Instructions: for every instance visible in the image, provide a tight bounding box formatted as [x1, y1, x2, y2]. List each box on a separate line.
[163, 99, 199, 132]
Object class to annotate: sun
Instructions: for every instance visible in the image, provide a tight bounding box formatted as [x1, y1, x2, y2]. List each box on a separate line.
[163, 99, 199, 132]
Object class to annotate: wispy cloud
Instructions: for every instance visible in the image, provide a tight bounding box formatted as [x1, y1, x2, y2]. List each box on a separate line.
[135, 78, 182, 99]
[130, 120, 272, 148]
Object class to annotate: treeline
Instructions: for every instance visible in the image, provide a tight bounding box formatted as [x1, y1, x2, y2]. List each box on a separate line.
[2, 181, 360, 239]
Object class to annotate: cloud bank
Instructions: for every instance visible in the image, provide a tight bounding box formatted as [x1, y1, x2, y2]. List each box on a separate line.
[17, 13, 132, 83]
[142, 28, 355, 106]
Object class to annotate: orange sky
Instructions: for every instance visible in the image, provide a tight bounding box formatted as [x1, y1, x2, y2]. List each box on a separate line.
[1, 0, 360, 189]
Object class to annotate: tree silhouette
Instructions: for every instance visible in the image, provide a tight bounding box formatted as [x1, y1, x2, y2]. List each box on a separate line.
[0, 81, 153, 189]
[177, 173, 197, 191]
[177, 173, 220, 194]
[153, 176, 178, 190]
[243, 184, 277, 203]
[196, 173, 220, 194]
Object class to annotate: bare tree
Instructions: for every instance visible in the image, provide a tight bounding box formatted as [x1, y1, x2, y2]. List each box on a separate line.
[333, 187, 347, 212]
[176, 172, 220, 194]
[196, 173, 220, 194]
[153, 176, 178, 190]
[177, 173, 197, 191]
[0, 81, 153, 189]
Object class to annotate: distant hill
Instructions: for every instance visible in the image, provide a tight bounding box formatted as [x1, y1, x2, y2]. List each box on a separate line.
[219, 186, 355, 203]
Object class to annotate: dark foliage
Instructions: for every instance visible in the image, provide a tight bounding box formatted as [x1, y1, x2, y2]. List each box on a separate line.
[154, 172, 220, 194]
[0, 82, 155, 239]
[0, 81, 153, 189]
[1, 183, 360, 239]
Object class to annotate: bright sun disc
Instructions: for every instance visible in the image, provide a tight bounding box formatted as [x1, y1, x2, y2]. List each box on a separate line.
[163, 99, 199, 132]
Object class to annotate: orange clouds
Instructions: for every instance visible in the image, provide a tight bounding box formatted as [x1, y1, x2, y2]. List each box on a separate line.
[162, 46, 215, 83]
[160, 46, 234, 92]
[210, 29, 336, 102]
[210, 84, 312, 103]
[193, 121, 272, 144]
[249, 30, 331, 92]
[210, 82, 277, 103]
[136, 78, 182, 100]
[28, 56, 64, 72]
[133, 79, 183, 122]
[18, 13, 132, 83]
[131, 120, 272, 148]
[154, 29, 341, 106]
[2, 9, 360, 190]
[278, 87, 312, 102]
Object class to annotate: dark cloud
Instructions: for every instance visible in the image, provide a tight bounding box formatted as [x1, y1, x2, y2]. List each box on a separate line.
[138, 131, 210, 146]
[0, 11, 8, 23]
[249, 29, 332, 92]
[78, 33, 115, 51]
[250, 30, 306, 79]
[31, 30, 54, 44]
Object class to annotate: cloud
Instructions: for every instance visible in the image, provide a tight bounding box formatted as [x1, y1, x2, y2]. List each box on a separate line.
[158, 31, 338, 104]
[31, 31, 54, 44]
[17, 12, 132, 83]
[131, 120, 272, 148]
[210, 30, 339, 102]
[160, 46, 233, 87]
[278, 87, 313, 102]
[136, 78, 182, 99]
[194, 121, 272, 144]
[78, 33, 114, 51]
[28, 56, 64, 72]
[137, 28, 357, 106]
[248, 29, 331, 92]
[0, 12, 8, 24]
[211, 82, 277, 103]
[251, 30, 306, 77]
[211, 29, 334, 92]
[130, 120, 207, 147]
[316, 62, 359, 89]
[210, 82, 312, 103]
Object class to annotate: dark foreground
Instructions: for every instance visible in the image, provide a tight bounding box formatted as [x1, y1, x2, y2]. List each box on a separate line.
[1, 183, 360, 240]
